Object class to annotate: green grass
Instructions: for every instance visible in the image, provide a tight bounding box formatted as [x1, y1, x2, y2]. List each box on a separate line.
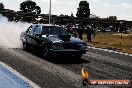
[83, 32, 132, 54]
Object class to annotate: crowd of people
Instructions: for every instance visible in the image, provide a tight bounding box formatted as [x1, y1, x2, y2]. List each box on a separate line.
[63, 23, 95, 42]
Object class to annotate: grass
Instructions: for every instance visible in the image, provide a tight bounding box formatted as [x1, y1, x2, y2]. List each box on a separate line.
[83, 32, 132, 54]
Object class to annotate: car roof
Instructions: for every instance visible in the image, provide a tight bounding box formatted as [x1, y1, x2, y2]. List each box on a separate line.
[31, 24, 61, 27]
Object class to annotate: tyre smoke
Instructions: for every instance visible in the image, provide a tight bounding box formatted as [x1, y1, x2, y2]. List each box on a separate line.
[0, 14, 30, 48]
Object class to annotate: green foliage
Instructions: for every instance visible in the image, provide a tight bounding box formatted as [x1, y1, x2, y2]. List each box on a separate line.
[0, 3, 4, 11]
[76, 1, 90, 18]
[0, 3, 18, 21]
[20, 0, 41, 14]
[20, 0, 41, 22]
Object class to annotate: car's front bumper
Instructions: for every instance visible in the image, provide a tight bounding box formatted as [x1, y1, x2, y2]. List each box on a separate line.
[49, 49, 88, 55]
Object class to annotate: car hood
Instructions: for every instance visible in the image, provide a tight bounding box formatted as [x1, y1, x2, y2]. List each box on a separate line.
[42, 35, 85, 44]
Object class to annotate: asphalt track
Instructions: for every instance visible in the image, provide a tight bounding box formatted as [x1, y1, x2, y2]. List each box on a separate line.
[0, 47, 131, 88]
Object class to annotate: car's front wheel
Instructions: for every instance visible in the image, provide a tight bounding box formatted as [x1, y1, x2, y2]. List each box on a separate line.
[74, 54, 82, 60]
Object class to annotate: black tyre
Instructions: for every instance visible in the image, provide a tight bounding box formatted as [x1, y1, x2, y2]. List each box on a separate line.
[22, 42, 31, 51]
[41, 46, 49, 58]
[23, 42, 28, 50]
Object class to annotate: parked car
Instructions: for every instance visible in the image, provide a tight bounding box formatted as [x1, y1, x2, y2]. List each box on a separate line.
[20, 24, 88, 59]
[102, 26, 114, 32]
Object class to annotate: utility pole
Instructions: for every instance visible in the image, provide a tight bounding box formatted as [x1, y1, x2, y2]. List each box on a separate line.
[49, 0, 51, 25]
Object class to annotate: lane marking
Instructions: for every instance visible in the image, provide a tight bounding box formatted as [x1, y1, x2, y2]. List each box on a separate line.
[87, 46, 132, 57]
[0, 61, 41, 88]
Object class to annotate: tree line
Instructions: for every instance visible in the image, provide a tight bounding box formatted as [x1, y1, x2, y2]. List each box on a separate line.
[0, 0, 90, 23]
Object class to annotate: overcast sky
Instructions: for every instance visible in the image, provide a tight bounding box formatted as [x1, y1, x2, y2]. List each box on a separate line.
[1, 0, 132, 21]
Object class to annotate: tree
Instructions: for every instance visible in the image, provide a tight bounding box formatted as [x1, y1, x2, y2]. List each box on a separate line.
[0, 3, 4, 11]
[5, 9, 16, 21]
[0, 2, 17, 21]
[71, 12, 74, 17]
[76, 1, 90, 18]
[0, 3, 4, 16]
[20, 0, 41, 14]
[20, 0, 41, 22]
[108, 16, 117, 21]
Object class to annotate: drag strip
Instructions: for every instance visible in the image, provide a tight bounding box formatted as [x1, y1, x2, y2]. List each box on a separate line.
[0, 48, 82, 88]
[0, 47, 132, 88]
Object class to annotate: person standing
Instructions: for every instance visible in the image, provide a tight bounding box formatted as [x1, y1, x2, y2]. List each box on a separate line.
[77, 25, 83, 40]
[86, 25, 93, 42]
[73, 24, 78, 38]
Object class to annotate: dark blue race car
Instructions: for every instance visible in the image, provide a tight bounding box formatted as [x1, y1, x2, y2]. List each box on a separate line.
[20, 24, 88, 59]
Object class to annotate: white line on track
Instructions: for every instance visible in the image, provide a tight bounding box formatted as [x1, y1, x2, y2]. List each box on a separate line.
[87, 46, 132, 57]
[0, 61, 40, 88]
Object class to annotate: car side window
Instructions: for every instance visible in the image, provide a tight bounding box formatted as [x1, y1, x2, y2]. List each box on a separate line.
[35, 26, 41, 34]
[29, 26, 37, 35]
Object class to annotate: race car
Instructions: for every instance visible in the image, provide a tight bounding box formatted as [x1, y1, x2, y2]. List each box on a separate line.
[20, 24, 88, 59]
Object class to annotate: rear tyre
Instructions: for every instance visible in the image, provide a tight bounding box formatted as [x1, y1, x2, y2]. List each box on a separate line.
[23, 42, 28, 50]
[41, 46, 49, 58]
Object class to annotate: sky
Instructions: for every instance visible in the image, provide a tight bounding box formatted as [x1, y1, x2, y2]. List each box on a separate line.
[1, 0, 132, 21]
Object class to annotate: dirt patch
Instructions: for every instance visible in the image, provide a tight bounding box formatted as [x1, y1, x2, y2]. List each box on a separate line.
[113, 33, 132, 37]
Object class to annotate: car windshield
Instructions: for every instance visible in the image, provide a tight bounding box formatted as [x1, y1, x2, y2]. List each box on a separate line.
[42, 26, 69, 35]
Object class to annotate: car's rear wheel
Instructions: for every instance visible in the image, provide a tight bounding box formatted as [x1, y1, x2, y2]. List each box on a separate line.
[23, 42, 28, 50]
[41, 46, 49, 58]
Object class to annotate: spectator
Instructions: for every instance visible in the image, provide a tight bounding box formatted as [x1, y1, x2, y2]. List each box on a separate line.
[77, 25, 83, 40]
[86, 25, 93, 42]
[65, 23, 74, 34]
[73, 25, 78, 38]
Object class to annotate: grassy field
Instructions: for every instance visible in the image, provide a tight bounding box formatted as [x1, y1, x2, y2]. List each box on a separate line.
[83, 32, 132, 54]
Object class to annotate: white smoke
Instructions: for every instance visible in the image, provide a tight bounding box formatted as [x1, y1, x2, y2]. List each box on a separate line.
[0, 14, 31, 48]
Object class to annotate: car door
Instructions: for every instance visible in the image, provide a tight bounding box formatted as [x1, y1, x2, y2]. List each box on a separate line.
[25, 26, 33, 45]
[31, 25, 42, 47]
